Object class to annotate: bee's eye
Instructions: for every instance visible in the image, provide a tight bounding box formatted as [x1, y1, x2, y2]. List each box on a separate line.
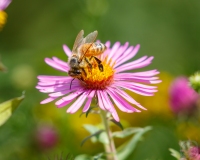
[70, 58, 78, 66]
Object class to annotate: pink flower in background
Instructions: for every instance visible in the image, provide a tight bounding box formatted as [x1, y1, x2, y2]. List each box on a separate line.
[188, 146, 200, 160]
[0, 0, 11, 10]
[169, 77, 199, 114]
[34, 125, 58, 150]
[36, 39, 161, 121]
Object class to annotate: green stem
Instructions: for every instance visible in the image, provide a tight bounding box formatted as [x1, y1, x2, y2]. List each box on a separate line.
[100, 110, 118, 160]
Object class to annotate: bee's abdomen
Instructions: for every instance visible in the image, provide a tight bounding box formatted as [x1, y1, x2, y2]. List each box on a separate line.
[81, 43, 106, 56]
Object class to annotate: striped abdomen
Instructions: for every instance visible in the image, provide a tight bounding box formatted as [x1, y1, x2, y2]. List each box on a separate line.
[80, 42, 106, 57]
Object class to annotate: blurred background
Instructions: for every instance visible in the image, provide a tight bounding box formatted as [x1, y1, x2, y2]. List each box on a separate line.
[0, 0, 200, 159]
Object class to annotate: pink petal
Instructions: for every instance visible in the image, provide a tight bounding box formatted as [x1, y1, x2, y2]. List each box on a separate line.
[55, 89, 84, 106]
[96, 91, 106, 110]
[56, 99, 74, 108]
[45, 58, 68, 72]
[40, 97, 57, 104]
[115, 44, 140, 67]
[82, 90, 96, 112]
[114, 83, 154, 96]
[110, 42, 129, 66]
[105, 41, 111, 48]
[49, 86, 80, 97]
[52, 57, 69, 69]
[107, 42, 121, 63]
[100, 91, 120, 121]
[99, 91, 113, 112]
[110, 87, 146, 110]
[36, 84, 73, 93]
[37, 75, 73, 81]
[106, 89, 139, 113]
[67, 91, 89, 113]
[115, 56, 154, 73]
[63, 44, 72, 57]
[129, 70, 160, 77]
[0, 0, 11, 10]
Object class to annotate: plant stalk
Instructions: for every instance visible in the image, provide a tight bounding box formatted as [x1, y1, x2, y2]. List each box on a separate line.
[100, 110, 118, 160]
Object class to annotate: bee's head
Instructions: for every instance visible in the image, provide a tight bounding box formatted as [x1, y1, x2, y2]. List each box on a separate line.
[68, 70, 82, 78]
[69, 57, 79, 68]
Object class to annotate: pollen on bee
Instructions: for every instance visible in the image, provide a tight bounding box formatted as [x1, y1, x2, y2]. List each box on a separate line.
[80, 56, 115, 89]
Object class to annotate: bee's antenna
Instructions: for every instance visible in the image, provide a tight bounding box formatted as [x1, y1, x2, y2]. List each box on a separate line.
[70, 78, 75, 90]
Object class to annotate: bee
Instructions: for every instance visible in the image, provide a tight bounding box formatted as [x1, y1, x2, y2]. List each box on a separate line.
[68, 30, 106, 80]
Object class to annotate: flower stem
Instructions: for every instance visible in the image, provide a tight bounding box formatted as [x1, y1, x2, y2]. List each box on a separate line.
[100, 110, 118, 160]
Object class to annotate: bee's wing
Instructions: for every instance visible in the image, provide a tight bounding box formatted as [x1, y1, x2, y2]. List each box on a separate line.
[83, 30, 98, 44]
[72, 30, 84, 53]
[79, 31, 98, 60]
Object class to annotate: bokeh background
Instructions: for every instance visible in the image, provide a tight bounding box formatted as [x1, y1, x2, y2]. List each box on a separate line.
[0, 0, 200, 159]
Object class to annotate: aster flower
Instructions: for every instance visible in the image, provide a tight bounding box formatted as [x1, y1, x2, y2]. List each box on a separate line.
[36, 38, 161, 122]
[0, 0, 11, 30]
[169, 77, 199, 115]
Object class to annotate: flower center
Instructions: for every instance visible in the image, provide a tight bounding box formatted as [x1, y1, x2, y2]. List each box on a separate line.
[0, 11, 7, 30]
[80, 56, 115, 89]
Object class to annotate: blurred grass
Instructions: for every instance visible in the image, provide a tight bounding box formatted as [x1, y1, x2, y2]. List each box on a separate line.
[0, 0, 200, 159]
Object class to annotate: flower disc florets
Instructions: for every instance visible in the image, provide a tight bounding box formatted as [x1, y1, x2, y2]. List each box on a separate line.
[80, 57, 115, 90]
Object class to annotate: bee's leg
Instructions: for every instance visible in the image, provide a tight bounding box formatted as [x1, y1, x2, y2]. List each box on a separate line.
[92, 56, 103, 72]
[81, 68, 87, 77]
[69, 78, 75, 90]
[84, 57, 92, 69]
[78, 77, 87, 85]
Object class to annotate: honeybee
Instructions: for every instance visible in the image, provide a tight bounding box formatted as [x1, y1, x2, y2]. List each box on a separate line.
[68, 30, 106, 79]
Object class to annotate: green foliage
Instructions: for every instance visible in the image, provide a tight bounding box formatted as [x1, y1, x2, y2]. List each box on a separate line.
[117, 126, 152, 160]
[169, 148, 181, 160]
[110, 118, 124, 130]
[112, 127, 143, 138]
[0, 94, 24, 126]
[75, 154, 93, 160]
[82, 124, 105, 146]
[189, 71, 200, 93]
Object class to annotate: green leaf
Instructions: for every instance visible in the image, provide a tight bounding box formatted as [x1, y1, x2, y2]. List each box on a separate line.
[112, 127, 142, 138]
[117, 126, 152, 160]
[0, 94, 25, 126]
[83, 124, 100, 134]
[99, 132, 109, 144]
[169, 148, 181, 159]
[75, 154, 93, 160]
[93, 153, 106, 160]
[81, 130, 104, 146]
[110, 119, 124, 130]
[86, 106, 98, 117]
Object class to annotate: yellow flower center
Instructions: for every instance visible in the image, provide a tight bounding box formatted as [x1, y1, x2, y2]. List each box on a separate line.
[80, 56, 115, 89]
[0, 11, 7, 30]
